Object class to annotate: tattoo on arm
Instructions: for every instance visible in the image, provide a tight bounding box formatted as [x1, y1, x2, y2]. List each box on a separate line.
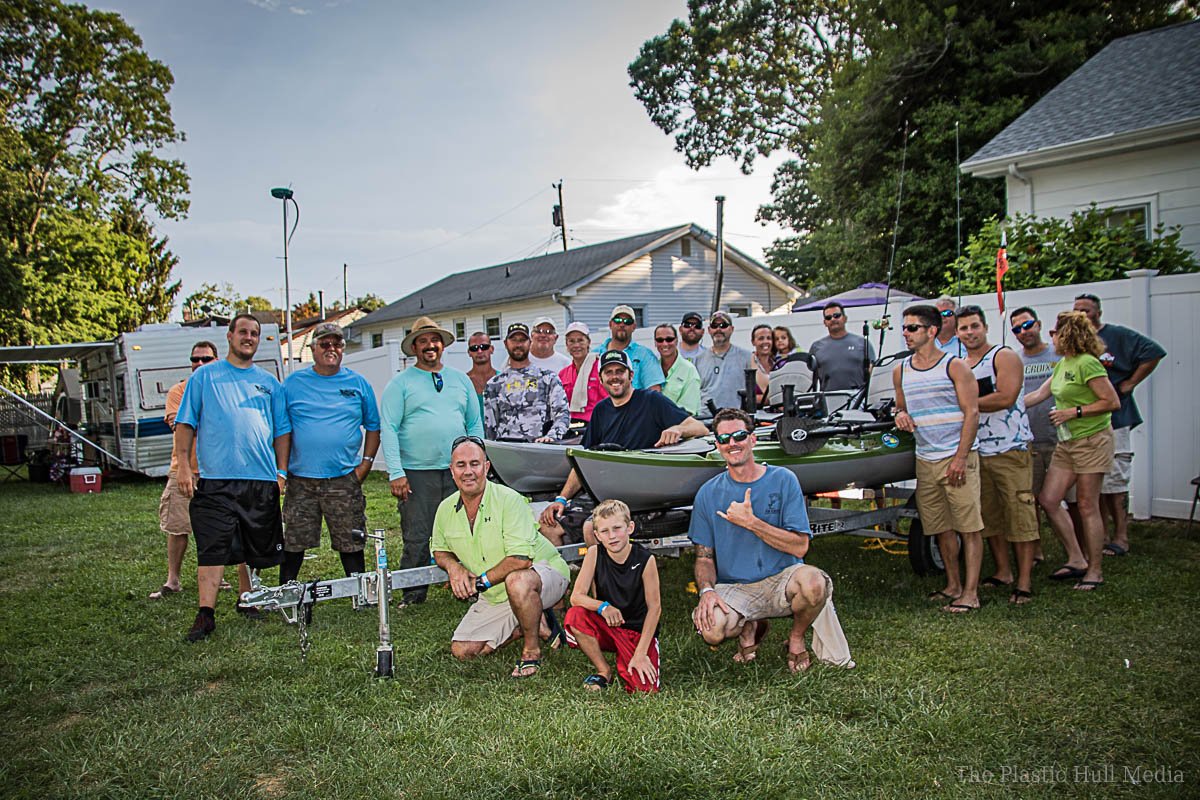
[694, 545, 715, 560]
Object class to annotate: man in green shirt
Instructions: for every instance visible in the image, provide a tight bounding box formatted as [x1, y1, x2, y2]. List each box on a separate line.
[655, 323, 701, 414]
[432, 436, 570, 678]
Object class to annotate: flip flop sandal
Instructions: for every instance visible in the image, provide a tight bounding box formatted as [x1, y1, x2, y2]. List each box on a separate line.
[582, 673, 610, 690]
[733, 619, 768, 663]
[1073, 580, 1104, 591]
[1102, 543, 1128, 557]
[942, 602, 980, 614]
[927, 590, 959, 602]
[543, 609, 566, 650]
[1009, 589, 1034, 605]
[786, 647, 812, 673]
[148, 584, 181, 600]
[1048, 565, 1086, 581]
[511, 659, 541, 679]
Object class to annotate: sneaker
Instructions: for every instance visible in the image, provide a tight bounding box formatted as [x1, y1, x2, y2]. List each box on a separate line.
[236, 604, 264, 621]
[186, 612, 215, 643]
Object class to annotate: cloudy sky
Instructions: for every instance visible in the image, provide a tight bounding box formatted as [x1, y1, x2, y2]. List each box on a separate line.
[98, 0, 790, 314]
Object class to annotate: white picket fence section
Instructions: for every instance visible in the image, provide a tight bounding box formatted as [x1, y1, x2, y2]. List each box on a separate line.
[345, 269, 1199, 519]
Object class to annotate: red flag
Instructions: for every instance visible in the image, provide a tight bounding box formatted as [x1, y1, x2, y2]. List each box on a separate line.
[995, 231, 1009, 313]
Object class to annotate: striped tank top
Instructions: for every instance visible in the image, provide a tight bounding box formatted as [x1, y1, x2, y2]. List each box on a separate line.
[901, 352, 977, 461]
[970, 345, 1032, 456]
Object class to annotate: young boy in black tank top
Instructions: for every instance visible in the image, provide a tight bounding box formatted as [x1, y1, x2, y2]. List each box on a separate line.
[564, 499, 662, 693]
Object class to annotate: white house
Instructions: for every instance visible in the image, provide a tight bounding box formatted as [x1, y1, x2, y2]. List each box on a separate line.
[345, 224, 801, 353]
[280, 307, 367, 365]
[961, 21, 1200, 260]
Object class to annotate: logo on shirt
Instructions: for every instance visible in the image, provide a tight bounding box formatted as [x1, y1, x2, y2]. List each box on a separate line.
[1064, 370, 1076, 382]
[1099, 351, 1115, 367]
[766, 492, 781, 514]
[339, 388, 360, 398]
[254, 384, 272, 395]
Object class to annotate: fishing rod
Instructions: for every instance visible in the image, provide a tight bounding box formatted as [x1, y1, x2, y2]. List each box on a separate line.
[870, 120, 910, 374]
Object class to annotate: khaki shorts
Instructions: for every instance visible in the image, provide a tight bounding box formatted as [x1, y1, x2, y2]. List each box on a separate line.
[158, 472, 192, 536]
[1101, 426, 1132, 494]
[915, 451, 983, 535]
[979, 449, 1039, 543]
[1030, 443, 1056, 496]
[1051, 426, 1114, 476]
[706, 563, 829, 623]
[451, 562, 568, 650]
[282, 473, 366, 552]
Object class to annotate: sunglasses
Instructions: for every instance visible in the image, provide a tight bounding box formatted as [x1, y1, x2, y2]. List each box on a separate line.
[714, 429, 752, 445]
[316, 339, 344, 350]
[467, 343, 491, 352]
[1011, 319, 1037, 335]
[451, 435, 486, 454]
[940, 309, 956, 318]
[709, 321, 731, 330]
[190, 355, 216, 364]
[655, 336, 676, 343]
[532, 328, 555, 336]
[824, 312, 844, 321]
[901, 323, 928, 333]
[431, 371, 444, 393]
[611, 316, 635, 326]
[680, 320, 702, 329]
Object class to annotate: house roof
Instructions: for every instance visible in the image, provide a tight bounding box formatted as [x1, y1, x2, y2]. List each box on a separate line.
[281, 308, 365, 343]
[963, 21, 1200, 174]
[350, 224, 793, 329]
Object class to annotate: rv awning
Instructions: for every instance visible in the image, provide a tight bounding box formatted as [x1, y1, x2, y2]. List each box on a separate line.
[0, 342, 114, 364]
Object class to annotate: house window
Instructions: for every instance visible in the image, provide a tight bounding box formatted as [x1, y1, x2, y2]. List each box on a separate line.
[629, 307, 645, 328]
[454, 319, 466, 342]
[680, 238, 691, 257]
[727, 305, 750, 318]
[1105, 204, 1150, 239]
[485, 316, 501, 338]
[371, 333, 383, 349]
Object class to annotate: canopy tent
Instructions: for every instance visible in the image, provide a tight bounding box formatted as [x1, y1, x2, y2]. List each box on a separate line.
[793, 283, 925, 312]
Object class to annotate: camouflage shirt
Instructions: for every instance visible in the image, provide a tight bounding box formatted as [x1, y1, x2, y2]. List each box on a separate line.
[483, 365, 570, 441]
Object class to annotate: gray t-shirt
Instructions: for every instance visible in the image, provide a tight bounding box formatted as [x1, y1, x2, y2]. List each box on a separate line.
[809, 334, 876, 391]
[694, 345, 753, 416]
[1018, 345, 1060, 445]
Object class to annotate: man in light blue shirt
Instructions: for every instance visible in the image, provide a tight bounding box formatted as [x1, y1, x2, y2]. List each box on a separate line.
[174, 314, 287, 642]
[593, 304, 665, 391]
[276, 322, 381, 584]
[380, 316, 484, 605]
[934, 296, 964, 356]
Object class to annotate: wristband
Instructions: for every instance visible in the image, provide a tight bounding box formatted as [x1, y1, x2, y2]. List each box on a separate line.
[361, 456, 374, 463]
[1076, 405, 1083, 418]
[699, 587, 715, 596]
[474, 575, 488, 595]
[480, 572, 491, 589]
[553, 496, 568, 506]
[277, 469, 287, 479]
[597, 601, 611, 614]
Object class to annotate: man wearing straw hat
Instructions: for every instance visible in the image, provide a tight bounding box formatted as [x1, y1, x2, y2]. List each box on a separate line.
[380, 316, 484, 606]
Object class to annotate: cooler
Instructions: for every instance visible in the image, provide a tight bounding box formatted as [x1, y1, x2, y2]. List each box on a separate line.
[69, 466, 102, 494]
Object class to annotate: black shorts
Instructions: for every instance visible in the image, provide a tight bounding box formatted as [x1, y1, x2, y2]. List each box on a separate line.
[190, 478, 284, 568]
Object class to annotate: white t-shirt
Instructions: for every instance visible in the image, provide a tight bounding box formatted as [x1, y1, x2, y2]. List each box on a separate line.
[529, 351, 571, 372]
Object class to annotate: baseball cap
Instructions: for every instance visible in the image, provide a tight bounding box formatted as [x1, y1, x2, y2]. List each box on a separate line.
[710, 310, 733, 325]
[505, 322, 530, 340]
[610, 304, 636, 322]
[312, 321, 344, 340]
[564, 321, 591, 337]
[680, 311, 704, 325]
[531, 316, 556, 331]
[598, 349, 632, 371]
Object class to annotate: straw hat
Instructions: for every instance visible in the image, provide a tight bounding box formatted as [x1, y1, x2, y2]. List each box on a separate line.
[401, 316, 455, 357]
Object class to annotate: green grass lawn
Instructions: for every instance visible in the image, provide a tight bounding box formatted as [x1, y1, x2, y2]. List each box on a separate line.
[1, 474, 1197, 799]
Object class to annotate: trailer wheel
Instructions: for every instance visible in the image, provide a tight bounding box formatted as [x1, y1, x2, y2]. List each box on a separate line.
[633, 509, 691, 539]
[375, 648, 393, 678]
[905, 500, 945, 576]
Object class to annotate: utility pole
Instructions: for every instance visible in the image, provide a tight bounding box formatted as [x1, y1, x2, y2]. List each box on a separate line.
[552, 180, 568, 252]
[343, 263, 348, 308]
[318, 290, 325, 321]
[711, 195, 726, 315]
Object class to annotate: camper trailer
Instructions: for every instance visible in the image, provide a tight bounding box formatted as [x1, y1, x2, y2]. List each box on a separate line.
[1, 322, 283, 477]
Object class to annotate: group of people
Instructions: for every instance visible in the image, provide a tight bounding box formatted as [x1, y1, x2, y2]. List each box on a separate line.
[893, 294, 1163, 610]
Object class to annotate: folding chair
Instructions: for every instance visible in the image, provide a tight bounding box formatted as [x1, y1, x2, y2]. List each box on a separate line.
[0, 434, 28, 481]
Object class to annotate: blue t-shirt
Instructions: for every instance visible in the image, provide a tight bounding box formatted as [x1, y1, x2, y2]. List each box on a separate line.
[1097, 323, 1166, 430]
[581, 389, 688, 451]
[594, 339, 666, 390]
[689, 465, 811, 584]
[175, 360, 285, 481]
[279, 366, 381, 479]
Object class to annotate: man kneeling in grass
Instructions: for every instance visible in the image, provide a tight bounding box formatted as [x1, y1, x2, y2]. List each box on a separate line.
[690, 408, 854, 672]
[432, 436, 571, 678]
[565, 499, 661, 693]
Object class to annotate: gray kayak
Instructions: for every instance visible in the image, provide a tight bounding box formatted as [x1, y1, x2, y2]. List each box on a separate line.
[485, 438, 576, 494]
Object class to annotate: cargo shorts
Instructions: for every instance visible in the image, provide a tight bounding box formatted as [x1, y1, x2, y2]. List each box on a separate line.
[282, 472, 366, 552]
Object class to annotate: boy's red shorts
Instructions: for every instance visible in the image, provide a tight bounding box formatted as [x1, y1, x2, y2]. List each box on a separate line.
[564, 606, 660, 693]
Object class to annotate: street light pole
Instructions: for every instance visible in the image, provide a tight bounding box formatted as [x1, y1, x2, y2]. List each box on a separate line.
[270, 187, 298, 370]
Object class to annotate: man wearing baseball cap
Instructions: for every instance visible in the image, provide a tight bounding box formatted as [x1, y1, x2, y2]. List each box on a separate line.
[694, 311, 754, 417]
[528, 316, 571, 373]
[276, 322, 381, 584]
[593, 305, 665, 391]
[538, 348, 707, 544]
[678, 311, 707, 361]
[483, 323, 570, 443]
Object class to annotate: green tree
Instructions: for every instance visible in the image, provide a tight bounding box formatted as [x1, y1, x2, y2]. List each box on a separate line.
[352, 293, 386, 312]
[182, 282, 239, 320]
[242, 295, 275, 312]
[630, 1, 1195, 296]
